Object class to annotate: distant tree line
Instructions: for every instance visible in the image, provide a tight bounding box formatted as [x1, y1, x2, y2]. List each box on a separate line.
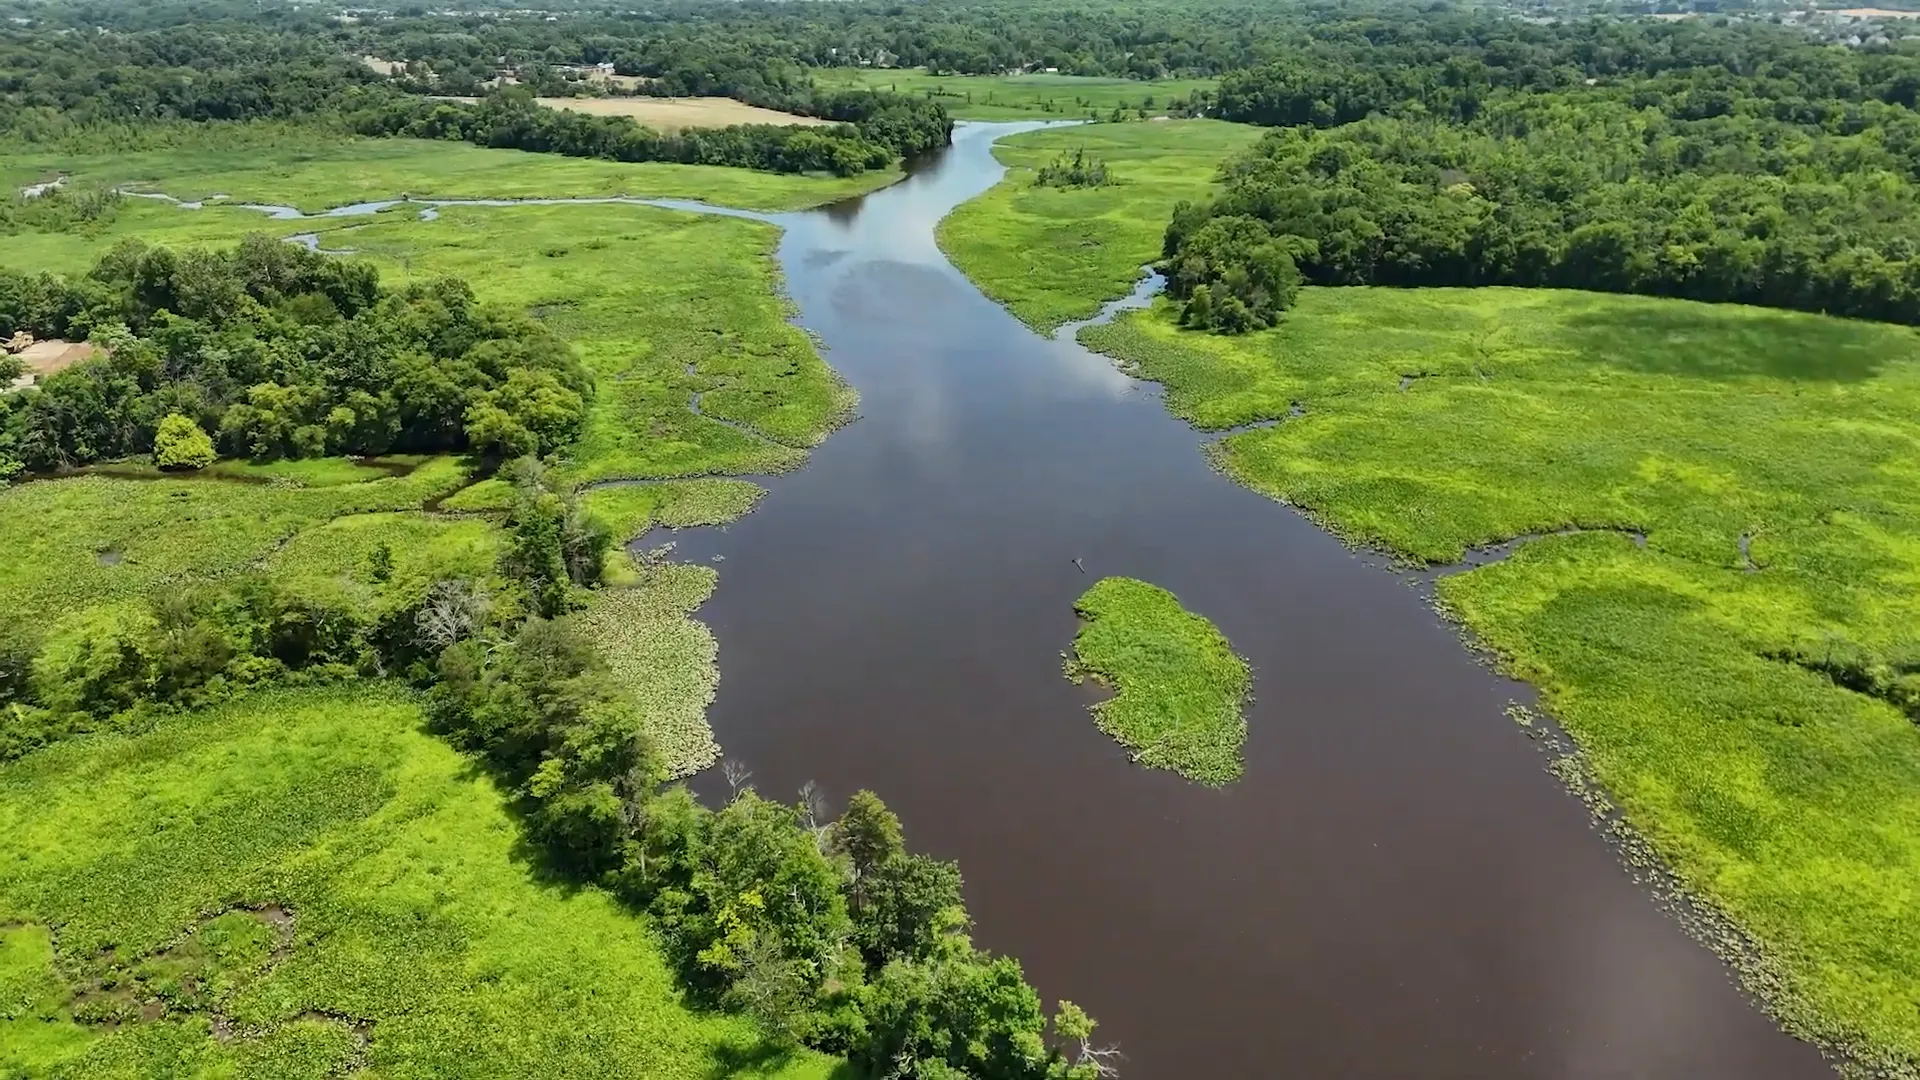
[0, 22, 949, 176]
[345, 87, 949, 176]
[1164, 16, 1920, 330]
[0, 237, 589, 474]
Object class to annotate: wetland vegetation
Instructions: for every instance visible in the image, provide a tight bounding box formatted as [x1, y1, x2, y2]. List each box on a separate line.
[1065, 577, 1250, 787]
[12, 0, 1920, 1073]
[948, 79, 1920, 1078]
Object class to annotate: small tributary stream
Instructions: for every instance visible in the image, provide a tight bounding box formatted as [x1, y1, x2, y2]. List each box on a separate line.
[137, 122, 1831, 1076]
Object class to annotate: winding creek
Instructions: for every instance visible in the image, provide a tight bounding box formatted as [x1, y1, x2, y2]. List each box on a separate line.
[137, 121, 1832, 1076]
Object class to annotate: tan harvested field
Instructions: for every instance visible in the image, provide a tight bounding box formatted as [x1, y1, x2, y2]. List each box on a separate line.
[436, 95, 829, 133]
[1837, 6, 1920, 15]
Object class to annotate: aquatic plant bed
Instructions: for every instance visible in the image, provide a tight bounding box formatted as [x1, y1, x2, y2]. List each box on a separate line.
[1065, 576, 1251, 786]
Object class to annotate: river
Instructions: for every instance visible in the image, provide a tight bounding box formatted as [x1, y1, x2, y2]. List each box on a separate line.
[654, 121, 1833, 1078]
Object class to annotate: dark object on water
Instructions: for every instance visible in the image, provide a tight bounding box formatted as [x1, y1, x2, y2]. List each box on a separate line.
[1073, 557, 1086, 573]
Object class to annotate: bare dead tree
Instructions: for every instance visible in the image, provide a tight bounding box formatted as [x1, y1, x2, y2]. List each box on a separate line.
[798, 780, 825, 829]
[416, 578, 492, 650]
[1076, 1045, 1124, 1078]
[722, 758, 753, 802]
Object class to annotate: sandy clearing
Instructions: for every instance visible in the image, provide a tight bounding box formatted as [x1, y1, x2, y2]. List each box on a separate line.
[1835, 6, 1920, 15]
[6, 339, 98, 391]
[435, 95, 830, 133]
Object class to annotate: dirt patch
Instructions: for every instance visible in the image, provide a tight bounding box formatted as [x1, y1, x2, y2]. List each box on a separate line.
[434, 95, 830, 133]
[362, 55, 404, 76]
[6, 339, 99, 391]
[1835, 6, 1920, 15]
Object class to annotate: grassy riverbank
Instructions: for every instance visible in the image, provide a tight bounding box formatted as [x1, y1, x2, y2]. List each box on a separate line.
[936, 121, 1257, 331]
[811, 68, 1213, 121]
[1065, 577, 1250, 786]
[0, 686, 840, 1079]
[943, 124, 1920, 1066]
[1085, 292, 1920, 1065]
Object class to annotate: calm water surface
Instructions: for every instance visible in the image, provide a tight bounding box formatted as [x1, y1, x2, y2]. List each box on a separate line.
[663, 122, 1830, 1079]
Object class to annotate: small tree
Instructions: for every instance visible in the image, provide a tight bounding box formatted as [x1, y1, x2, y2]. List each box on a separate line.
[832, 789, 904, 913]
[153, 413, 216, 471]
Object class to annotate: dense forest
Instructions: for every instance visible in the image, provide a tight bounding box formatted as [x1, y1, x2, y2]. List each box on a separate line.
[1159, 15, 1920, 329]
[0, 237, 590, 473]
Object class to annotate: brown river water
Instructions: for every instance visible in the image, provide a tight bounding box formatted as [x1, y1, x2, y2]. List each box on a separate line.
[650, 121, 1832, 1078]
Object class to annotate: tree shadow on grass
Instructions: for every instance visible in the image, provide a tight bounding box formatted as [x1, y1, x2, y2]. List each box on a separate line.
[1558, 299, 1903, 384]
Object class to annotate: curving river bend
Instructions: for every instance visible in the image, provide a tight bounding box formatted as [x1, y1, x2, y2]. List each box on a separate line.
[661, 121, 1831, 1078]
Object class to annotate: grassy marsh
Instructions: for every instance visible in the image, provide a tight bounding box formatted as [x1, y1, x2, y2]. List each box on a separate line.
[0, 126, 897, 215]
[13, 175, 848, 491]
[1079, 287, 1920, 1065]
[936, 121, 1257, 331]
[1065, 576, 1251, 786]
[0, 461, 471, 627]
[0, 686, 841, 1079]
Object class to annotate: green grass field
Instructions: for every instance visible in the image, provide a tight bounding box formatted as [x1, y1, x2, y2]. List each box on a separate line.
[0, 686, 843, 1080]
[1077, 288, 1920, 1065]
[811, 68, 1214, 121]
[1064, 577, 1250, 786]
[0, 124, 896, 214]
[937, 121, 1258, 331]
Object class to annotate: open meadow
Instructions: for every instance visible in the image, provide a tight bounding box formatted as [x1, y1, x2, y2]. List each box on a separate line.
[811, 68, 1214, 121]
[0, 126, 895, 215]
[936, 121, 1258, 331]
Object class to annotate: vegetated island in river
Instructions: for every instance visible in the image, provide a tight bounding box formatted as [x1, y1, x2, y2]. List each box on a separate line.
[1065, 576, 1251, 786]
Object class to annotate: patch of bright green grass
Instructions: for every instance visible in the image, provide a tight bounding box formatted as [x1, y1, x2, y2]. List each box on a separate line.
[811, 68, 1214, 121]
[0, 686, 843, 1079]
[0, 124, 896, 214]
[1064, 577, 1250, 786]
[262, 512, 501, 620]
[0, 461, 470, 628]
[1082, 286, 1920, 1065]
[937, 120, 1258, 331]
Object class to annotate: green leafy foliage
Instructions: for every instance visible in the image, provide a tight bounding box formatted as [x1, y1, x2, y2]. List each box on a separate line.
[151, 413, 214, 470]
[1065, 577, 1251, 786]
[0, 687, 844, 1079]
[0, 236, 587, 471]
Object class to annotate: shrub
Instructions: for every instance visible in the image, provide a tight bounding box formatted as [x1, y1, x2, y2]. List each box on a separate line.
[153, 413, 216, 470]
